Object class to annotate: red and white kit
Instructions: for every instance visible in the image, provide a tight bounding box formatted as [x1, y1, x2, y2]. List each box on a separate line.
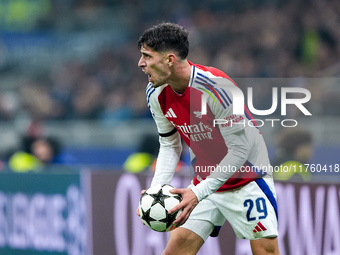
[146, 61, 278, 240]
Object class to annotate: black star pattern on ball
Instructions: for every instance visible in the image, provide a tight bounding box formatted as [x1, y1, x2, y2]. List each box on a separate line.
[148, 189, 171, 207]
[141, 207, 156, 227]
[159, 210, 179, 229]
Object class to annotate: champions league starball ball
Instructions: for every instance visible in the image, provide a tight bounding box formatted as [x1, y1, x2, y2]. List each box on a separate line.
[139, 184, 182, 232]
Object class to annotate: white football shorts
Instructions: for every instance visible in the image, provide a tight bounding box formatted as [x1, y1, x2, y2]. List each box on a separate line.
[181, 177, 278, 241]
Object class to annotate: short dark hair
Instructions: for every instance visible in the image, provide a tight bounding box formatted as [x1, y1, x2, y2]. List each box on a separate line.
[138, 22, 189, 59]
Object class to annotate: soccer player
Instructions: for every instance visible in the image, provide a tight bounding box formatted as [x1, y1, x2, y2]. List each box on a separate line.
[137, 22, 280, 255]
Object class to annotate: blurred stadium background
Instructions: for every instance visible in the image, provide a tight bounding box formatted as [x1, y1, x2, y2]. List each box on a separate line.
[0, 0, 339, 254]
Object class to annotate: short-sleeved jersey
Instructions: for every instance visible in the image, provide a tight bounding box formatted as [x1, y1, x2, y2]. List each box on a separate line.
[146, 61, 270, 192]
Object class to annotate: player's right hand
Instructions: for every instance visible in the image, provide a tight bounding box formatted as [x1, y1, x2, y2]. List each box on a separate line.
[136, 190, 146, 220]
[168, 188, 198, 227]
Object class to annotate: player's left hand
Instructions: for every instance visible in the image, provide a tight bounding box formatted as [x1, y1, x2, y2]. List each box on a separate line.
[168, 188, 198, 227]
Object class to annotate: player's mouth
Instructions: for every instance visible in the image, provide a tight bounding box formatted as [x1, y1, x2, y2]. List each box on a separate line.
[142, 69, 152, 82]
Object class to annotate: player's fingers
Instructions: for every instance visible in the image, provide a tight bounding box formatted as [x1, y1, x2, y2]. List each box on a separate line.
[136, 207, 146, 225]
[175, 209, 187, 223]
[168, 203, 182, 214]
[173, 207, 189, 226]
[141, 189, 146, 195]
[168, 194, 188, 214]
[169, 188, 183, 194]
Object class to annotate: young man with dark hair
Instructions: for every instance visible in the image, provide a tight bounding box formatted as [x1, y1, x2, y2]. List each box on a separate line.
[137, 22, 280, 255]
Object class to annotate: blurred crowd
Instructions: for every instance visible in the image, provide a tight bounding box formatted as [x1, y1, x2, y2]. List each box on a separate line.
[0, 50, 152, 122]
[0, 0, 340, 123]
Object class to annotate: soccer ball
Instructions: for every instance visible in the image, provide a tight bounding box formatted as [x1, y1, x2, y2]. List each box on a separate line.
[139, 184, 182, 232]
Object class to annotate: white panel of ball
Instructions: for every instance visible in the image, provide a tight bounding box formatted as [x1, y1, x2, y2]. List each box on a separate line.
[140, 195, 154, 212]
[161, 185, 174, 196]
[147, 184, 162, 194]
[164, 197, 180, 211]
[149, 203, 167, 220]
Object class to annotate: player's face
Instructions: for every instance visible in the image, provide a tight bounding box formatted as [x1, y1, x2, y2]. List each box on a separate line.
[138, 44, 171, 88]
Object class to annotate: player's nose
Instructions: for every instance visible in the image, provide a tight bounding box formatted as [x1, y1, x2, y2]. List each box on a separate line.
[138, 56, 145, 67]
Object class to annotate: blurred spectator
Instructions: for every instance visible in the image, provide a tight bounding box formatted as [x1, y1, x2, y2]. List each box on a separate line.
[8, 151, 42, 173]
[123, 134, 190, 174]
[8, 135, 77, 172]
[272, 127, 314, 181]
[123, 134, 159, 173]
[30, 136, 77, 165]
[71, 77, 104, 119]
[19, 79, 63, 120]
[0, 91, 17, 120]
[99, 89, 133, 124]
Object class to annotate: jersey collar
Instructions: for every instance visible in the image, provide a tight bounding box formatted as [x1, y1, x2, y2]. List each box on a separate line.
[188, 61, 196, 88]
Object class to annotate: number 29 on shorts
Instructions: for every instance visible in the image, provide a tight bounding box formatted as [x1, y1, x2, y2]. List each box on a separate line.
[243, 197, 268, 221]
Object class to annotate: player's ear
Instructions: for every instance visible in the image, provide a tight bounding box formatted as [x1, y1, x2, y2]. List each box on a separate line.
[167, 53, 176, 67]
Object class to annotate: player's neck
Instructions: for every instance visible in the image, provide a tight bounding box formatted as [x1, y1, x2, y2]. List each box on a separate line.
[167, 60, 191, 94]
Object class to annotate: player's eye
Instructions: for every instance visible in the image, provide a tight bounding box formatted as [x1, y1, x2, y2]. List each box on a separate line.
[142, 53, 151, 59]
